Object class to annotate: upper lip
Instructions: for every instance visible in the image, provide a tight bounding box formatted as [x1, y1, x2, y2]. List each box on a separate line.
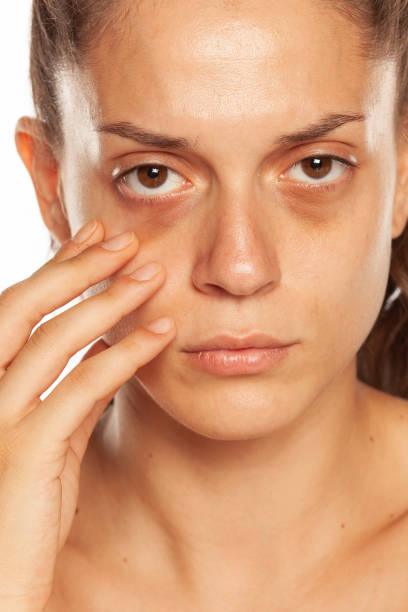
[184, 333, 295, 352]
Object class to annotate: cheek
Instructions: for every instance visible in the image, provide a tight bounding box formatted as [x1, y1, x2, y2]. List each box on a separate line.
[303, 206, 392, 366]
[350, 217, 392, 344]
[97, 233, 190, 347]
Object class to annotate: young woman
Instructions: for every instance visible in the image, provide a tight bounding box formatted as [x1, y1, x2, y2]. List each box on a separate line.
[1, 0, 408, 609]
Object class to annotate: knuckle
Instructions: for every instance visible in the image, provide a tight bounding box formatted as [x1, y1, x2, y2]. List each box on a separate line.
[28, 319, 57, 350]
[69, 361, 94, 388]
[58, 239, 83, 258]
[59, 255, 93, 285]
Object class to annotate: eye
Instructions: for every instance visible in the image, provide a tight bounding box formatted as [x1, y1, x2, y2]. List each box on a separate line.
[118, 164, 187, 199]
[283, 155, 356, 187]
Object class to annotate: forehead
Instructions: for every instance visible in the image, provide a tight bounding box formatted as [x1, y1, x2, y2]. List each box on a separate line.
[59, 0, 395, 142]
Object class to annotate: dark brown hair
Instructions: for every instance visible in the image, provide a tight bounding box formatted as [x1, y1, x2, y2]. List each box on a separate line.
[30, 0, 408, 398]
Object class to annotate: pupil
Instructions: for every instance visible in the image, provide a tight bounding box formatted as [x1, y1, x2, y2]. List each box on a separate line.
[311, 157, 322, 169]
[148, 167, 160, 178]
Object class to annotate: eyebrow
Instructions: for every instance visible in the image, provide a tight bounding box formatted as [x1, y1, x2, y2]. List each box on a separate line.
[96, 112, 366, 150]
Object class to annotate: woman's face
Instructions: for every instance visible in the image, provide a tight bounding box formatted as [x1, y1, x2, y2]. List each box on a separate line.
[56, 0, 401, 439]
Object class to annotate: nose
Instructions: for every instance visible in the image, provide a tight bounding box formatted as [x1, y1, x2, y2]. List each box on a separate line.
[191, 189, 281, 297]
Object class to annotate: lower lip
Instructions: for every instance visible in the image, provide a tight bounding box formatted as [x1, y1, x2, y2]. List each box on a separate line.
[183, 346, 292, 376]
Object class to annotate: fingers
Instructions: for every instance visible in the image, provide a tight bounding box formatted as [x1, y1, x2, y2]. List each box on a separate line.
[1, 264, 167, 414]
[80, 338, 111, 362]
[52, 218, 104, 264]
[0, 222, 139, 374]
[21, 321, 176, 446]
[67, 338, 118, 464]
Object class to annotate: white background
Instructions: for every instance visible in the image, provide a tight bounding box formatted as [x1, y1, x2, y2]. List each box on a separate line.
[0, 1, 95, 398]
[1, 1, 48, 289]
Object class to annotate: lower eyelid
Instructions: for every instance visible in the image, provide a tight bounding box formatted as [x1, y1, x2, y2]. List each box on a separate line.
[117, 179, 194, 205]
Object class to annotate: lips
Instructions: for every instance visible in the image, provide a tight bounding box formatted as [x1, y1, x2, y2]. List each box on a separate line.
[183, 332, 294, 352]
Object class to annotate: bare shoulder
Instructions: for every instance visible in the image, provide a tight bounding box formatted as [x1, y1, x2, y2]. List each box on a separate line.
[348, 382, 408, 546]
[364, 382, 408, 451]
[358, 379, 408, 440]
[44, 542, 145, 612]
[360, 380, 408, 480]
[304, 383, 408, 610]
[358, 380, 408, 538]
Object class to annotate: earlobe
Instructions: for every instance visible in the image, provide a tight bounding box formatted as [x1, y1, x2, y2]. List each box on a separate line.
[14, 116, 71, 246]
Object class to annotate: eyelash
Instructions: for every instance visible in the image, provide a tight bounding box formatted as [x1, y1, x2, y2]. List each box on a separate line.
[283, 155, 357, 193]
[115, 154, 358, 204]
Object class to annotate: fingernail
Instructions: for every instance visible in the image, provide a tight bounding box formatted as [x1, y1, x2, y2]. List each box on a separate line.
[72, 219, 99, 244]
[130, 262, 161, 281]
[101, 231, 135, 251]
[144, 317, 174, 334]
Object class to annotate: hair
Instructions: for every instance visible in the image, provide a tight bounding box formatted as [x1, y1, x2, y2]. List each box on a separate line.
[30, 0, 408, 398]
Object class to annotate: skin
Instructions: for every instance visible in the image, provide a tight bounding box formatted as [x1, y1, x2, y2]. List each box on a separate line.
[14, 0, 408, 609]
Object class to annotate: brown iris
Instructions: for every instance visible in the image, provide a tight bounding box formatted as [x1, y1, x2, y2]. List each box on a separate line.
[300, 156, 332, 179]
[134, 164, 168, 189]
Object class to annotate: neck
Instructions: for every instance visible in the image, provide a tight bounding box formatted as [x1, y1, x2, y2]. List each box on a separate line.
[80, 359, 374, 603]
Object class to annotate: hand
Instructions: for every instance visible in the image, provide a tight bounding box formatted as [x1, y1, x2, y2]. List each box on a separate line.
[0, 221, 176, 611]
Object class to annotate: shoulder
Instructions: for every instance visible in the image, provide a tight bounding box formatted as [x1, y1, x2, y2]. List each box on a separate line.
[358, 380, 408, 443]
[354, 382, 408, 527]
[360, 382, 408, 525]
[334, 384, 408, 606]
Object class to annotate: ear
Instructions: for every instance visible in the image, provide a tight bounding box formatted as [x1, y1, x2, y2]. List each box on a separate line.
[392, 111, 408, 239]
[15, 116, 72, 247]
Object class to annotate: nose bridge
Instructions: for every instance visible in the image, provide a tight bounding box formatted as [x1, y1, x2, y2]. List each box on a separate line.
[191, 178, 281, 297]
[214, 184, 266, 256]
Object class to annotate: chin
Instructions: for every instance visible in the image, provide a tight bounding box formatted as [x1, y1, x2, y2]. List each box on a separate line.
[131, 353, 312, 442]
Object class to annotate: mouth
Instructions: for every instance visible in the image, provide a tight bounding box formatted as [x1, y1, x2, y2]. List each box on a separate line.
[182, 333, 297, 376]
